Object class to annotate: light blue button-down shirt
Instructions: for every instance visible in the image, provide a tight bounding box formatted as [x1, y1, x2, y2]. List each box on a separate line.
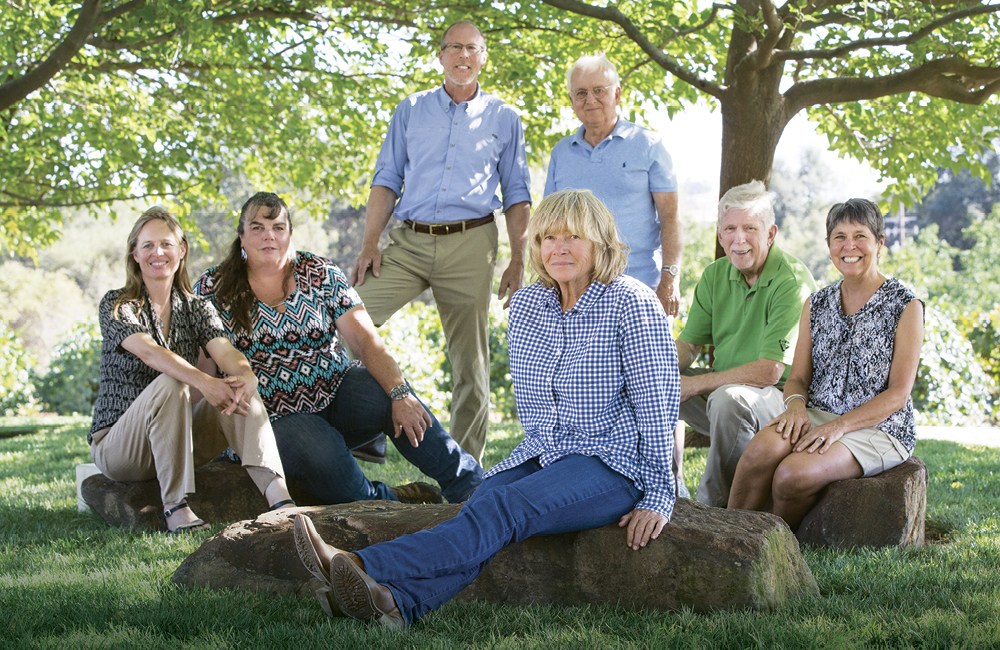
[544, 119, 677, 287]
[486, 275, 681, 519]
[371, 85, 532, 223]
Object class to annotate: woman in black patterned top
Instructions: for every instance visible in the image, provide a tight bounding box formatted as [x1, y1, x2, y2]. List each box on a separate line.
[89, 207, 294, 533]
[729, 199, 923, 530]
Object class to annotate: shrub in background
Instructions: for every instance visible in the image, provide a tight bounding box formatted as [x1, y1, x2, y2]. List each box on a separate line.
[33, 321, 102, 416]
[913, 302, 996, 425]
[0, 323, 36, 415]
[381, 301, 515, 422]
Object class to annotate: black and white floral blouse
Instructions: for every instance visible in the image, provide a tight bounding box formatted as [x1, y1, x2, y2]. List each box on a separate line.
[807, 277, 920, 452]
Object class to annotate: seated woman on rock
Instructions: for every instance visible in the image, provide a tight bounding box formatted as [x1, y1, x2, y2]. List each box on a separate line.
[194, 192, 482, 506]
[728, 198, 923, 530]
[89, 207, 294, 534]
[292, 188, 681, 629]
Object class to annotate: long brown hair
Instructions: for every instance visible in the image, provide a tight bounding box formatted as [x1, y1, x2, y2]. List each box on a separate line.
[113, 207, 192, 318]
[213, 192, 293, 333]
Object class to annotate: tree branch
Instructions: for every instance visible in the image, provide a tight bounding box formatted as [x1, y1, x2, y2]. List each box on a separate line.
[752, 0, 786, 69]
[0, 0, 104, 112]
[88, 29, 179, 51]
[784, 57, 1000, 113]
[776, 3, 1000, 63]
[540, 0, 725, 99]
[0, 185, 194, 209]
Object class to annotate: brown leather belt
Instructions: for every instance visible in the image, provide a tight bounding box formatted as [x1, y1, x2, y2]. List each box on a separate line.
[403, 214, 495, 236]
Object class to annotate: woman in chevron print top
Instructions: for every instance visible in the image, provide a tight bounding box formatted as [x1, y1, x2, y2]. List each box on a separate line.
[729, 198, 923, 530]
[195, 192, 482, 506]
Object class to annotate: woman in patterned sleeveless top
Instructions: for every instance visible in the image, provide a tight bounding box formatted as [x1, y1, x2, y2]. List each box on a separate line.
[728, 199, 923, 530]
[89, 208, 294, 534]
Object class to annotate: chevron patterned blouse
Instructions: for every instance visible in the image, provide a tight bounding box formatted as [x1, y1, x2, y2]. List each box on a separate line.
[196, 252, 362, 420]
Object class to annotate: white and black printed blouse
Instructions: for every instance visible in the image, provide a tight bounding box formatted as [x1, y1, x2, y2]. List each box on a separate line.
[807, 277, 919, 452]
[89, 287, 227, 442]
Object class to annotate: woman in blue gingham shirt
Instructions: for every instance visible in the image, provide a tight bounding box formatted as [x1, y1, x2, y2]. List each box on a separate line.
[292, 189, 681, 630]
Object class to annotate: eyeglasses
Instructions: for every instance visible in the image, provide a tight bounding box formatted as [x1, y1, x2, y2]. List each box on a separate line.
[572, 87, 609, 102]
[441, 43, 485, 55]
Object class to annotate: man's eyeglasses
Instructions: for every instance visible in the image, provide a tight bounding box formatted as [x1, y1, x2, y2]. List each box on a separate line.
[572, 87, 609, 102]
[441, 43, 485, 55]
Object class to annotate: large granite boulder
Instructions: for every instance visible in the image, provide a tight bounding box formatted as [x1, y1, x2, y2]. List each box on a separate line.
[81, 459, 324, 531]
[172, 499, 818, 613]
[796, 456, 927, 549]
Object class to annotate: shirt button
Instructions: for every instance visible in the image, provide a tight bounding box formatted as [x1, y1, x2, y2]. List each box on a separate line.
[450, 144, 455, 147]
[454, 121, 458, 125]
[437, 210, 442, 213]
[442, 188, 446, 192]
[447, 166, 451, 170]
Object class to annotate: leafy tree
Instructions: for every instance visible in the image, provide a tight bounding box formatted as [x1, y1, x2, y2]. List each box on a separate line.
[0, 323, 36, 416]
[3, 0, 999, 255]
[914, 151, 1000, 249]
[33, 321, 101, 415]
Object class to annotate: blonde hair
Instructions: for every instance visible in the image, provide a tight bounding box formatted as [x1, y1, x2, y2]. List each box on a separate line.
[528, 189, 628, 290]
[114, 207, 191, 318]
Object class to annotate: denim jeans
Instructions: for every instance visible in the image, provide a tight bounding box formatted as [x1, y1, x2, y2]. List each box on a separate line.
[270, 367, 482, 504]
[356, 454, 642, 626]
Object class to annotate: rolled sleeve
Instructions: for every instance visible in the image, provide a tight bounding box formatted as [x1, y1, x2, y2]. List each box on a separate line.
[99, 295, 144, 353]
[370, 101, 409, 197]
[646, 138, 678, 194]
[496, 109, 532, 210]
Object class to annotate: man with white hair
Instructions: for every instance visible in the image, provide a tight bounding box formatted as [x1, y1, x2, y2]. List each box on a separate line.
[544, 54, 681, 316]
[676, 181, 817, 507]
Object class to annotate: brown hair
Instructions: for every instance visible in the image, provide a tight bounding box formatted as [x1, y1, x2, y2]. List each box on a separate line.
[527, 189, 628, 292]
[213, 192, 293, 333]
[113, 207, 191, 318]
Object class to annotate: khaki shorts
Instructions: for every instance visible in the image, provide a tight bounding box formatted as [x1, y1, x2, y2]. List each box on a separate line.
[806, 408, 910, 477]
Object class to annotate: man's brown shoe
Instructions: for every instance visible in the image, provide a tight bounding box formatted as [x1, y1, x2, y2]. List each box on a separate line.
[330, 554, 405, 630]
[390, 481, 443, 504]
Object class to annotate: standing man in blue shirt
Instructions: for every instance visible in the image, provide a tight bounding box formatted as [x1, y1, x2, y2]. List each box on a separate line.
[544, 54, 687, 496]
[544, 54, 681, 317]
[351, 20, 532, 463]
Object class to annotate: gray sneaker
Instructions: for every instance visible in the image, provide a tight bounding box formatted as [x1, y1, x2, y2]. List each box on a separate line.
[390, 482, 443, 504]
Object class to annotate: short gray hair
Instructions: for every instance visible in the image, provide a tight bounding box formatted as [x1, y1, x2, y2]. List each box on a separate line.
[717, 180, 775, 230]
[825, 198, 885, 244]
[566, 54, 621, 93]
[439, 20, 485, 49]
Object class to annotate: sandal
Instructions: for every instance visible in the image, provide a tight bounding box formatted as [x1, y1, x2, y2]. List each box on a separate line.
[268, 499, 297, 511]
[160, 502, 211, 534]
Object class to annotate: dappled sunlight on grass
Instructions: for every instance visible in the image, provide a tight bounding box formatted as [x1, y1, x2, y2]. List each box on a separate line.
[2, 419, 1000, 648]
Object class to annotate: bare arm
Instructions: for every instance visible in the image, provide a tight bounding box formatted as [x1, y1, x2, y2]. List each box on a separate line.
[770, 301, 814, 443]
[351, 185, 398, 286]
[675, 339, 702, 372]
[335, 305, 432, 446]
[795, 300, 924, 454]
[497, 201, 530, 309]
[654, 191, 681, 317]
[680, 358, 786, 402]
[120, 333, 245, 415]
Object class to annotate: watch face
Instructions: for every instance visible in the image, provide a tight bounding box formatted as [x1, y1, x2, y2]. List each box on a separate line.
[663, 265, 679, 276]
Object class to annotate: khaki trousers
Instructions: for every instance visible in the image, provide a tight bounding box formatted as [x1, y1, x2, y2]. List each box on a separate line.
[678, 368, 785, 507]
[356, 222, 498, 462]
[90, 374, 285, 506]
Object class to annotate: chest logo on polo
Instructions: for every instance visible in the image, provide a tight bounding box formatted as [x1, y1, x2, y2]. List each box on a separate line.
[779, 339, 790, 351]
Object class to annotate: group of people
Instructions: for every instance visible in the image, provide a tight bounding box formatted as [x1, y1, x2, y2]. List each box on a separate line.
[88, 18, 924, 630]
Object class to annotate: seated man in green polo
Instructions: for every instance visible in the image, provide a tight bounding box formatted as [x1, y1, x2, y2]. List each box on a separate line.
[676, 180, 817, 507]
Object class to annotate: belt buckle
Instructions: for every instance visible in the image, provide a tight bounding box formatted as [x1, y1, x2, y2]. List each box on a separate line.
[428, 223, 448, 236]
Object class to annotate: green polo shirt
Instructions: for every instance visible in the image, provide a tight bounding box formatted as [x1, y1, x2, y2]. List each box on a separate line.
[679, 243, 817, 382]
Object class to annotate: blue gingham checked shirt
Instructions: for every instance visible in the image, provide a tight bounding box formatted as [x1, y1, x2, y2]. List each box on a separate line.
[486, 275, 681, 519]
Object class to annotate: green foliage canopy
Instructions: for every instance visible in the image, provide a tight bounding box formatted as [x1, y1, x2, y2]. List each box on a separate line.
[2, 0, 999, 255]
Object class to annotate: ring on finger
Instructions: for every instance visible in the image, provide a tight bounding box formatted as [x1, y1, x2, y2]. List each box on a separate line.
[817, 436, 825, 443]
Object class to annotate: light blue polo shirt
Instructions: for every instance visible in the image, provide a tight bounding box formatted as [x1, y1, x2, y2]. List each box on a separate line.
[371, 84, 532, 223]
[544, 118, 677, 287]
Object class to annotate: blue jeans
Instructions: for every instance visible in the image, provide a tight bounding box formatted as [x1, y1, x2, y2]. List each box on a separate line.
[270, 367, 482, 504]
[356, 454, 643, 626]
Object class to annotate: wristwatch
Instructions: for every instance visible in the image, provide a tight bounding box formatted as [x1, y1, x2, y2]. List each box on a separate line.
[661, 264, 680, 276]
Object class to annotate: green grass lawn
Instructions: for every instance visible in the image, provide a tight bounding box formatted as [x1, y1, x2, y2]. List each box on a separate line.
[2, 419, 999, 649]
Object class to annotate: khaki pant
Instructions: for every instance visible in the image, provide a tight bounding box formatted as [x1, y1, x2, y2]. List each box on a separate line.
[356, 222, 498, 462]
[90, 374, 285, 506]
[678, 368, 785, 507]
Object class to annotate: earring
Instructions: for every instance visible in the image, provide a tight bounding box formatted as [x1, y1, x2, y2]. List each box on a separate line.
[241, 247, 247, 261]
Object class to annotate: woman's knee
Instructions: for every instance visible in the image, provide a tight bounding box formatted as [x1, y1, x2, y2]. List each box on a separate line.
[148, 374, 190, 407]
[772, 458, 822, 501]
[741, 428, 788, 471]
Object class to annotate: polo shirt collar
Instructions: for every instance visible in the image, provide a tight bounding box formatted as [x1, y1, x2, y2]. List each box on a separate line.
[727, 242, 785, 291]
[570, 116, 624, 148]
